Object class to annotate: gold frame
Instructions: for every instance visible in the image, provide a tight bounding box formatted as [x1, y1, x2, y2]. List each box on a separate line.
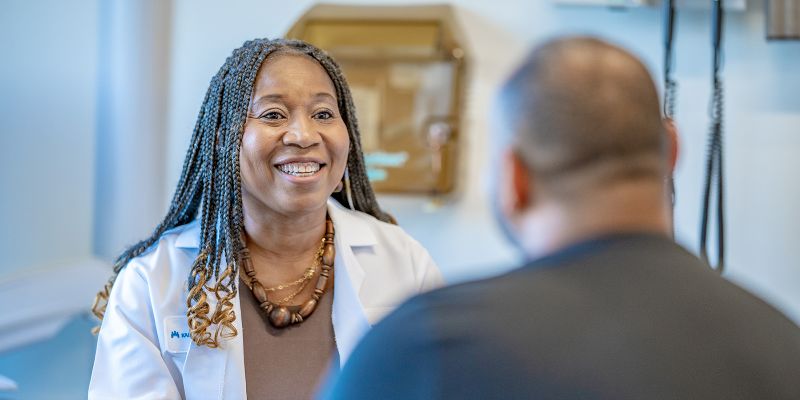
[287, 4, 467, 195]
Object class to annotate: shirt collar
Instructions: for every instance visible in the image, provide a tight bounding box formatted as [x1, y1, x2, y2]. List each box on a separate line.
[173, 198, 378, 250]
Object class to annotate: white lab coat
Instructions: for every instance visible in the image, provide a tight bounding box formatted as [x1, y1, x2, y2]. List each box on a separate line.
[89, 199, 443, 400]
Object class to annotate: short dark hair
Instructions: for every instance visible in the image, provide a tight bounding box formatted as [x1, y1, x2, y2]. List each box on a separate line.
[500, 37, 666, 197]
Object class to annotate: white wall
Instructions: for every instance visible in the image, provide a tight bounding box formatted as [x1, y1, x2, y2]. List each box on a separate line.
[1, 0, 798, 396]
[94, 0, 172, 260]
[0, 0, 98, 276]
[2, 0, 794, 319]
[0, 1, 102, 396]
[166, 0, 800, 323]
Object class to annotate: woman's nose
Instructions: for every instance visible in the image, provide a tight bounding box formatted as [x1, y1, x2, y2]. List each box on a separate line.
[282, 116, 319, 148]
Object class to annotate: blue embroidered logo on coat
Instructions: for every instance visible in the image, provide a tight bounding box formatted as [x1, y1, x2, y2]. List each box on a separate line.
[165, 316, 192, 353]
[170, 330, 190, 339]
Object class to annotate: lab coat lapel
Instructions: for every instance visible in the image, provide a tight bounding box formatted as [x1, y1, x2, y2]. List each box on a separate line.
[182, 299, 225, 399]
[331, 239, 371, 367]
[181, 253, 245, 400]
[182, 341, 224, 399]
[173, 226, 225, 399]
[327, 199, 375, 366]
[177, 200, 378, 396]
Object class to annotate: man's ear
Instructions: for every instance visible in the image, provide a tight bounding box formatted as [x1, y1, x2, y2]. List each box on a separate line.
[498, 149, 534, 217]
[664, 118, 680, 174]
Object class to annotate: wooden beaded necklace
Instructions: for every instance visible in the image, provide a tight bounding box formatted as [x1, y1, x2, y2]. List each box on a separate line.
[240, 217, 334, 328]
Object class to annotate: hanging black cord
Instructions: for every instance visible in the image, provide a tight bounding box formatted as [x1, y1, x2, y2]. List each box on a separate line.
[700, 0, 725, 272]
[663, 0, 678, 226]
[663, 0, 677, 119]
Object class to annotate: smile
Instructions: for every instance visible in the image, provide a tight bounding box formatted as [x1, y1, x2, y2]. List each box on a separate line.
[276, 162, 323, 177]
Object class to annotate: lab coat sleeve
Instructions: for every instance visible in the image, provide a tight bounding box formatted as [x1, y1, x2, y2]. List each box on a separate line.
[88, 260, 182, 400]
[410, 237, 445, 292]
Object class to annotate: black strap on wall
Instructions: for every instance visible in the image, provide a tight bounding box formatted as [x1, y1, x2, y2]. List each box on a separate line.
[699, 0, 726, 272]
[663, 0, 677, 119]
[662, 0, 677, 223]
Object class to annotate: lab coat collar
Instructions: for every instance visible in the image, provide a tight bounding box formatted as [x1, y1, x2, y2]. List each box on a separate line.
[326, 198, 378, 248]
[174, 220, 200, 249]
[181, 198, 375, 398]
[173, 198, 377, 250]
[327, 200, 373, 366]
[172, 198, 375, 313]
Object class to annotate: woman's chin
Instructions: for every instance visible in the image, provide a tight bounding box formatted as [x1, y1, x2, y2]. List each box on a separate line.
[275, 193, 331, 215]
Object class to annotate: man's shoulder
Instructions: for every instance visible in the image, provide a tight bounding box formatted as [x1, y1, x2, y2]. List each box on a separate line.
[337, 235, 800, 399]
[370, 234, 710, 343]
[376, 265, 535, 337]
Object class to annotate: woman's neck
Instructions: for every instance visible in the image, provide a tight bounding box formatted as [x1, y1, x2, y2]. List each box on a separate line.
[242, 200, 328, 265]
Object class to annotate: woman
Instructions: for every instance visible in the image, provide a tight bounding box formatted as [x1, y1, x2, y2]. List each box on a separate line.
[89, 38, 442, 400]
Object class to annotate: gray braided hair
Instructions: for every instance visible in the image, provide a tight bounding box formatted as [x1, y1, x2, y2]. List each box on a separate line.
[92, 38, 392, 347]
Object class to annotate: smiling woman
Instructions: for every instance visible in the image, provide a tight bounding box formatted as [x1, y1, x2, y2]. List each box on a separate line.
[241, 53, 350, 218]
[88, 38, 442, 400]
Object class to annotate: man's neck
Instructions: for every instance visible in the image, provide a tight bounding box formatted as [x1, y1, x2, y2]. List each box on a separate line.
[516, 180, 672, 260]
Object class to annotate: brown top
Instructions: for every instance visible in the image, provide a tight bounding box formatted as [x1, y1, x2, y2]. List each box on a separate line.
[240, 277, 338, 400]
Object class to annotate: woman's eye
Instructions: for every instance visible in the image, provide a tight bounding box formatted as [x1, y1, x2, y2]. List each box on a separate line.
[314, 110, 334, 120]
[260, 111, 284, 120]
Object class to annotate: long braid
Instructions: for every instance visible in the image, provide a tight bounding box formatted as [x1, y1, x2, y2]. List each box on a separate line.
[205, 43, 271, 344]
[93, 38, 393, 346]
[184, 55, 229, 346]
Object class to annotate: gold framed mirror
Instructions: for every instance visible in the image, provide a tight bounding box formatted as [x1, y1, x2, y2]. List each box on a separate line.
[287, 4, 467, 195]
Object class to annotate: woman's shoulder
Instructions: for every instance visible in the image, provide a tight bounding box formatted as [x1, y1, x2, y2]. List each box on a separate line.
[328, 199, 441, 276]
[328, 200, 444, 308]
[122, 220, 200, 281]
[327, 199, 421, 249]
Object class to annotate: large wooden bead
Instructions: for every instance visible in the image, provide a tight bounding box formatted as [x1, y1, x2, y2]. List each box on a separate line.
[298, 299, 318, 318]
[322, 244, 335, 266]
[240, 254, 255, 274]
[251, 282, 268, 304]
[269, 306, 291, 328]
[315, 275, 329, 291]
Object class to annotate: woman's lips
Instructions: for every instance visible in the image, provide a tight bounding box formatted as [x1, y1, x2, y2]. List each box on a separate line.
[273, 159, 327, 182]
[277, 161, 321, 177]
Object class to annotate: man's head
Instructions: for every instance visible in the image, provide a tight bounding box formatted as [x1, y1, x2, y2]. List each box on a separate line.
[494, 37, 677, 255]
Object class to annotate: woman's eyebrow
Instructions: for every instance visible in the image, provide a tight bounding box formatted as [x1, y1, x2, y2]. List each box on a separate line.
[314, 92, 336, 103]
[252, 94, 285, 109]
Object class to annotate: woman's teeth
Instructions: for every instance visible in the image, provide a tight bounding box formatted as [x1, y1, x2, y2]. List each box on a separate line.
[277, 162, 321, 176]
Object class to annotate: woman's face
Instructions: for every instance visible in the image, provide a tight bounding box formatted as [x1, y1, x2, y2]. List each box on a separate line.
[240, 52, 350, 217]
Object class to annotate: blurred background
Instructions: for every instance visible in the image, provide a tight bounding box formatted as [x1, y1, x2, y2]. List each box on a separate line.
[1, 0, 799, 398]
